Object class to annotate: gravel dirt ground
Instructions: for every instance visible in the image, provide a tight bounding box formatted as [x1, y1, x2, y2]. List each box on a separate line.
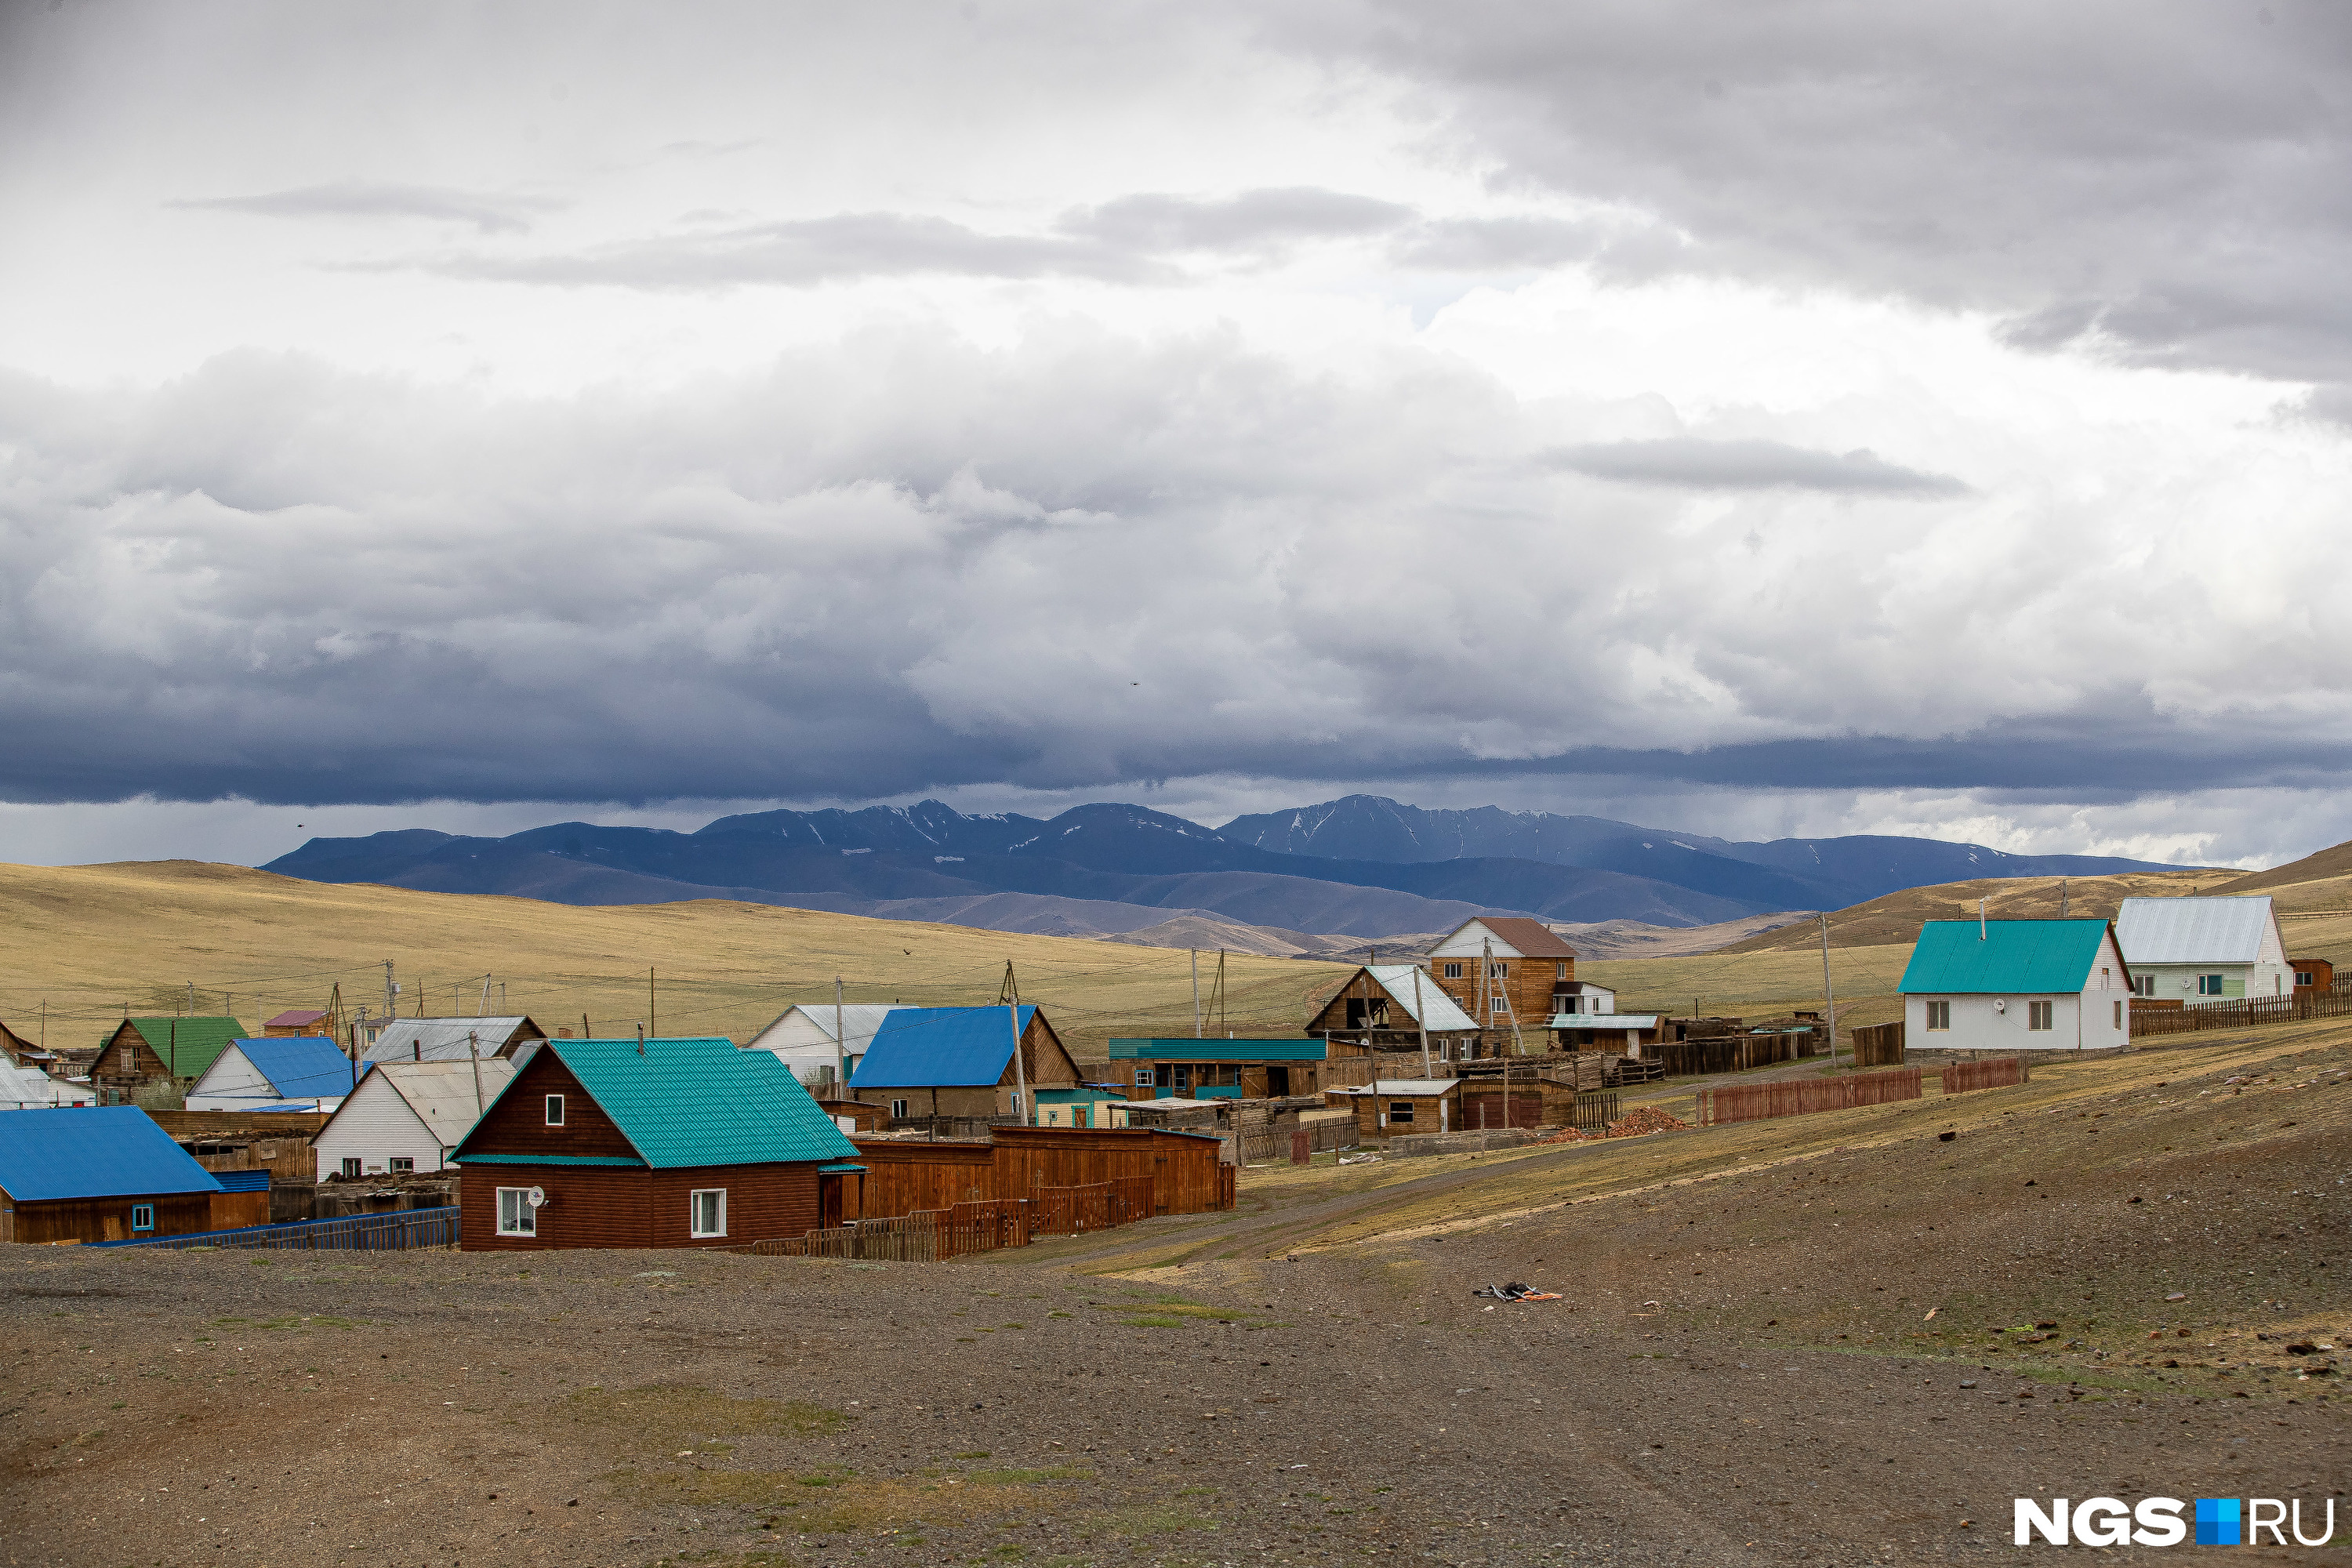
[5, 1026, 2347, 1567]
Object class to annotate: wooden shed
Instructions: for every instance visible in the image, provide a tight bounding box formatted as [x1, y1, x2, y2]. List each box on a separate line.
[848, 1126, 1229, 1221]
[847, 1006, 1080, 1122]
[2292, 956, 2335, 994]
[451, 1035, 863, 1250]
[1305, 965, 1482, 1058]
[1109, 1036, 1365, 1099]
[0, 1107, 234, 1244]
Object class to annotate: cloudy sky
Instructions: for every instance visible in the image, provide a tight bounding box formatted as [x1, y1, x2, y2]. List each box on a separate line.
[3, 1, 2349, 870]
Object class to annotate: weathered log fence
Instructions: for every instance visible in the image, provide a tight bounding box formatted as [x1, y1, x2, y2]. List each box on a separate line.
[1849, 1021, 1905, 1067]
[737, 1171, 1189, 1264]
[1940, 1056, 2031, 1094]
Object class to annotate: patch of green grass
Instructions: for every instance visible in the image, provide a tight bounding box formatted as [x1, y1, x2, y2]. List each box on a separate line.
[1090, 1504, 1216, 1539]
[565, 1384, 853, 1452]
[953, 1451, 993, 1460]
[967, 1466, 1093, 1485]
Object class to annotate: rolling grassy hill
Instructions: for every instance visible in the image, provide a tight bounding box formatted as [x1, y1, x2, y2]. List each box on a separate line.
[0, 860, 1353, 1062]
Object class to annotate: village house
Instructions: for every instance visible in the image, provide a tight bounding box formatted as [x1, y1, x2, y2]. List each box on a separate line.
[363, 1016, 547, 1065]
[451, 1035, 861, 1249]
[310, 1058, 519, 1178]
[740, 1003, 898, 1094]
[185, 1037, 359, 1112]
[0, 1057, 88, 1109]
[846, 1006, 1080, 1123]
[93, 1017, 249, 1092]
[1108, 1036, 1366, 1099]
[2292, 956, 2336, 994]
[1421, 917, 1583, 1040]
[262, 1008, 330, 1037]
[1031, 1086, 1132, 1128]
[1302, 964, 1481, 1055]
[2114, 896, 2292, 1004]
[1900, 918, 2132, 1052]
[0, 1106, 261, 1243]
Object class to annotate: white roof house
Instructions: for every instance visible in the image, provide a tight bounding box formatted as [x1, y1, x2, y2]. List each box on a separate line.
[2114, 896, 2291, 1004]
[363, 1017, 546, 1064]
[1360, 967, 1481, 1033]
[0, 1059, 91, 1109]
[311, 1059, 519, 1178]
[742, 1004, 899, 1091]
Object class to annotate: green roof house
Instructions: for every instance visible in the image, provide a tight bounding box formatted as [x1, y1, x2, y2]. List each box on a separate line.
[1897, 919, 2132, 1052]
[95, 1017, 249, 1088]
[449, 1034, 863, 1249]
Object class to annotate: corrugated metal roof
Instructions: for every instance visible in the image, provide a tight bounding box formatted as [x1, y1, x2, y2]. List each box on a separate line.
[851, 1007, 1036, 1090]
[1551, 1014, 1662, 1029]
[363, 1018, 537, 1064]
[0, 1061, 88, 1108]
[1107, 1038, 1328, 1062]
[0, 1107, 223, 1201]
[459, 1152, 644, 1167]
[1899, 920, 2113, 995]
[746, 1004, 897, 1053]
[471, 1036, 858, 1169]
[221, 1038, 358, 1102]
[123, 1018, 247, 1079]
[2115, 896, 2277, 965]
[1341, 1079, 1460, 1096]
[1363, 967, 1480, 1033]
[264, 1009, 328, 1029]
[212, 1169, 270, 1192]
[342, 1059, 517, 1145]
[1467, 916, 1581, 959]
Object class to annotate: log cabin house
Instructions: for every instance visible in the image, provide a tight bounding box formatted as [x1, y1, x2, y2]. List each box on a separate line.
[1422, 917, 1583, 1040]
[262, 1008, 330, 1037]
[93, 1016, 249, 1092]
[1303, 965, 1480, 1056]
[450, 1035, 862, 1250]
[1106, 1036, 1365, 1099]
[846, 1006, 1080, 1123]
[0, 1106, 245, 1243]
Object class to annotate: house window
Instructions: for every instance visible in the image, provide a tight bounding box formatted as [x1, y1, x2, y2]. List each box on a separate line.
[2296, 970, 2314, 988]
[2112, 1000, 2124, 1029]
[2198, 974, 2224, 996]
[544, 1094, 565, 1126]
[1134, 1067, 1154, 1089]
[2027, 1000, 2053, 1031]
[1925, 1001, 1950, 1031]
[689, 1189, 727, 1239]
[1387, 1101, 1414, 1124]
[1555, 962, 1568, 979]
[496, 1187, 536, 1236]
[1443, 963, 1462, 979]
[1489, 996, 1507, 1014]
[1489, 962, 1508, 978]
[340, 1157, 363, 1178]
[131, 1204, 154, 1232]
[389, 1157, 414, 1174]
[2135, 975, 2155, 997]
[889, 1098, 909, 1120]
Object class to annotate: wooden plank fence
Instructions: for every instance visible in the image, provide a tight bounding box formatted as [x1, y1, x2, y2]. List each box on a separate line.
[2129, 984, 2352, 1038]
[1849, 1021, 1905, 1067]
[736, 1175, 1167, 1265]
[1939, 1056, 2031, 1094]
[1658, 1030, 1813, 1078]
[86, 1207, 461, 1253]
[1697, 1068, 1922, 1127]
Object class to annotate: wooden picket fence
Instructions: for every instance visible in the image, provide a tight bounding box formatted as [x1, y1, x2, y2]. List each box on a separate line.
[1697, 1067, 1922, 1127]
[1940, 1056, 2031, 1094]
[2129, 984, 2352, 1038]
[737, 1177, 1162, 1265]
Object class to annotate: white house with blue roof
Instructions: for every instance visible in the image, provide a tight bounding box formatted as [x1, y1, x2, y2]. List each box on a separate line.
[186, 1036, 360, 1112]
[1899, 918, 2133, 1053]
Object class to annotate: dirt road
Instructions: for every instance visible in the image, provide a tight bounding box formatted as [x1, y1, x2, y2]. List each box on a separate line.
[5, 1028, 2346, 1566]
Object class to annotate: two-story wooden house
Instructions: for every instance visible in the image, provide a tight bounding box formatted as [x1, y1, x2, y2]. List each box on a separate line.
[1421, 918, 1581, 1040]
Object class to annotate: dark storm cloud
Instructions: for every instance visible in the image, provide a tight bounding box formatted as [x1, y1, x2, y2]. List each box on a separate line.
[169, 180, 566, 234]
[1271, 2, 2352, 387]
[1552, 438, 1966, 495]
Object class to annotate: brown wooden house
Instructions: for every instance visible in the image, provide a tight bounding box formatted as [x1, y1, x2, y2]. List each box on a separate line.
[846, 1006, 1080, 1122]
[2292, 956, 2335, 994]
[450, 1034, 862, 1250]
[1304, 965, 1482, 1055]
[1422, 917, 1582, 1038]
[94, 1016, 249, 1091]
[0, 1107, 234, 1244]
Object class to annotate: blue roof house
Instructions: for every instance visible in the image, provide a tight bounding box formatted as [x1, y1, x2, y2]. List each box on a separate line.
[451, 1035, 863, 1248]
[0, 1106, 227, 1244]
[186, 1037, 361, 1112]
[1898, 919, 2133, 1053]
[848, 1006, 1080, 1123]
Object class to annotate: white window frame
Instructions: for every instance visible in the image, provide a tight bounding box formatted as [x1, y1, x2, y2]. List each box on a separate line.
[1134, 1067, 1154, 1089]
[340, 1156, 363, 1178]
[496, 1186, 537, 1236]
[1443, 962, 1461, 979]
[131, 1203, 154, 1231]
[388, 1156, 414, 1174]
[1489, 996, 1507, 1014]
[1924, 1000, 1950, 1031]
[2027, 1000, 2053, 1032]
[889, 1098, 909, 1120]
[689, 1188, 728, 1239]
[544, 1093, 565, 1126]
[1489, 961, 1508, 978]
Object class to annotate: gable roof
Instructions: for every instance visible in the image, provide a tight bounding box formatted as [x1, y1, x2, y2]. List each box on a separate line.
[746, 1004, 898, 1055]
[2115, 896, 2278, 966]
[851, 1006, 1039, 1089]
[265, 1009, 329, 1029]
[1899, 920, 2118, 995]
[1444, 916, 1579, 960]
[0, 1107, 223, 1201]
[1363, 966, 1481, 1033]
[222, 1038, 358, 1102]
[122, 1018, 248, 1078]
[364, 1018, 538, 1064]
[337, 1059, 518, 1145]
[456, 1036, 857, 1169]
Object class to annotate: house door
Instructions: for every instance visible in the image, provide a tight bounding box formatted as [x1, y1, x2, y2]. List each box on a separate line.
[818, 1174, 844, 1230]
[1267, 1065, 1290, 1097]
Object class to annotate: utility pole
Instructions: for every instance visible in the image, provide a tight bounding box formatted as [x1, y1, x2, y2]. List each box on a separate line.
[1190, 950, 1201, 1038]
[2060, 878, 2069, 918]
[466, 1030, 485, 1113]
[834, 975, 847, 1096]
[649, 967, 657, 1036]
[383, 960, 395, 1025]
[1479, 937, 1494, 1058]
[1004, 963, 1030, 1125]
[1410, 965, 1432, 1078]
[1818, 913, 1840, 1072]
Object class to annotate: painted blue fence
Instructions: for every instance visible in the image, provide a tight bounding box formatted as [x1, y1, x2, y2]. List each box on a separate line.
[89, 1207, 460, 1252]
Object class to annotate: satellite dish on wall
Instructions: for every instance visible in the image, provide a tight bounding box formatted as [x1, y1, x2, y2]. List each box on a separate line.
[527, 1187, 546, 1208]
[1993, 1000, 2007, 1013]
